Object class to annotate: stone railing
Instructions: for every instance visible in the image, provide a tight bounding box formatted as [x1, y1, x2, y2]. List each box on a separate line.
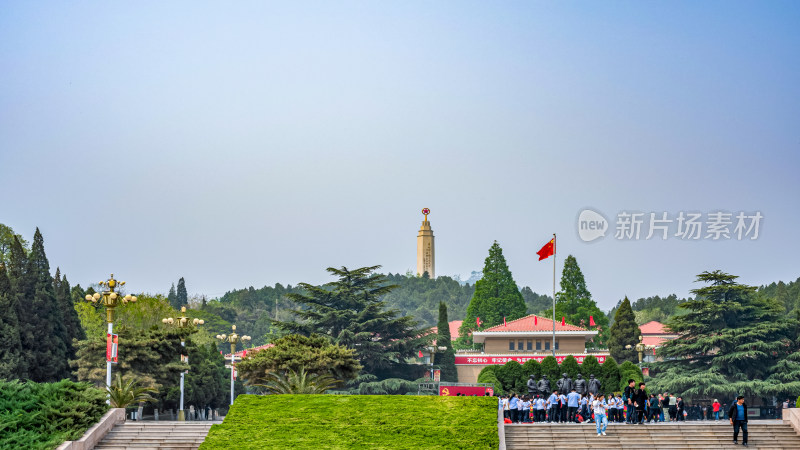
[56, 408, 126, 450]
[783, 408, 800, 436]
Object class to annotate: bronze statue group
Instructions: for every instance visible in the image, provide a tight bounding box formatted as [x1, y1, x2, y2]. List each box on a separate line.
[500, 374, 663, 425]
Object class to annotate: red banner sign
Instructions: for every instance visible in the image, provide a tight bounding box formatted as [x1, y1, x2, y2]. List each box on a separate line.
[106, 333, 118, 363]
[440, 385, 494, 396]
[455, 354, 606, 365]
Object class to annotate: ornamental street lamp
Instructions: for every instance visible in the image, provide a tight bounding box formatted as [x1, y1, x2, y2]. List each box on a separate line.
[162, 306, 204, 421]
[216, 325, 250, 406]
[626, 335, 647, 366]
[84, 274, 137, 400]
[426, 345, 447, 382]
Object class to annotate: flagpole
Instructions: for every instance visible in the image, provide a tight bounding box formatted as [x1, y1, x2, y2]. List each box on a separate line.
[552, 233, 556, 358]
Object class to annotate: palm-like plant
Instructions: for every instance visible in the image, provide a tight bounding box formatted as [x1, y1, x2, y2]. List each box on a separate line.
[256, 367, 340, 394]
[107, 373, 158, 408]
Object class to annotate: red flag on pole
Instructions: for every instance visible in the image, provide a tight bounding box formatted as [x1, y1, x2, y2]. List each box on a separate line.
[537, 238, 555, 261]
[561, 317, 566, 326]
[589, 316, 596, 326]
[476, 317, 481, 327]
[418, 350, 423, 358]
[534, 316, 538, 326]
[503, 317, 507, 327]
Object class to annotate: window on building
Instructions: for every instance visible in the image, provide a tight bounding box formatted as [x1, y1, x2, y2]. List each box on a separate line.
[517, 340, 524, 350]
[527, 340, 532, 351]
[536, 340, 541, 350]
[509, 340, 515, 351]
[555, 340, 559, 350]
[545, 341, 550, 350]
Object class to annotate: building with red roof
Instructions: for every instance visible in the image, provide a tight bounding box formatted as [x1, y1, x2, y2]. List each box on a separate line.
[638, 321, 678, 362]
[455, 314, 609, 384]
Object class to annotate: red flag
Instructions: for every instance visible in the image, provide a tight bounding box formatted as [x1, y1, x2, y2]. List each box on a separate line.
[503, 317, 507, 327]
[418, 350, 423, 358]
[561, 317, 566, 326]
[589, 316, 596, 326]
[243, 350, 248, 357]
[537, 238, 555, 261]
[476, 317, 481, 327]
[535, 316, 538, 325]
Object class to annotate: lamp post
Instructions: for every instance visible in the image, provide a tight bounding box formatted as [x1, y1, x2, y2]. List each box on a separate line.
[162, 307, 204, 421]
[427, 345, 447, 382]
[626, 335, 647, 366]
[83, 274, 137, 401]
[216, 325, 250, 406]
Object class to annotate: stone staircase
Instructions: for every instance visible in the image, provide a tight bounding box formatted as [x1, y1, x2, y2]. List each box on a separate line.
[93, 422, 220, 450]
[505, 421, 800, 449]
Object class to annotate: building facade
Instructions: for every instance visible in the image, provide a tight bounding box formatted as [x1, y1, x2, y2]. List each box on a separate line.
[455, 314, 609, 383]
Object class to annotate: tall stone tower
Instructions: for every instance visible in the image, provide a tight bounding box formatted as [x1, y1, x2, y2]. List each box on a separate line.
[417, 208, 435, 278]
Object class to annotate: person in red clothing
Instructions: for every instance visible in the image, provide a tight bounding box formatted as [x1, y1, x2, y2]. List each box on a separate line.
[712, 399, 721, 421]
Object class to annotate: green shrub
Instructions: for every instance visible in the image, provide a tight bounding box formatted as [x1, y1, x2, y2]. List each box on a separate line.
[200, 395, 499, 449]
[0, 379, 108, 450]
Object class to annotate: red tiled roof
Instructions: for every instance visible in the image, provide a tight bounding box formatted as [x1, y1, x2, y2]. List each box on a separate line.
[639, 321, 670, 335]
[431, 320, 463, 345]
[483, 314, 588, 332]
[642, 336, 669, 347]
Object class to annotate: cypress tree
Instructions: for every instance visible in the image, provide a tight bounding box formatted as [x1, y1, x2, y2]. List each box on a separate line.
[18, 229, 69, 382]
[545, 255, 609, 347]
[600, 356, 620, 396]
[55, 271, 85, 358]
[461, 241, 526, 336]
[560, 355, 580, 380]
[436, 302, 457, 382]
[0, 263, 23, 379]
[168, 283, 177, 309]
[539, 355, 560, 383]
[580, 355, 602, 386]
[176, 277, 188, 308]
[607, 297, 641, 363]
[7, 236, 29, 379]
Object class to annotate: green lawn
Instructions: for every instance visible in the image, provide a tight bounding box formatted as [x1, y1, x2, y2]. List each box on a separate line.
[200, 395, 499, 449]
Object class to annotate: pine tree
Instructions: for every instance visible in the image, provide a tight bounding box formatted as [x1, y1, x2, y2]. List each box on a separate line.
[176, 277, 188, 308]
[0, 263, 23, 379]
[545, 255, 609, 346]
[460, 241, 526, 337]
[168, 283, 177, 309]
[436, 302, 457, 382]
[18, 229, 69, 382]
[607, 297, 641, 363]
[273, 266, 431, 380]
[651, 270, 797, 399]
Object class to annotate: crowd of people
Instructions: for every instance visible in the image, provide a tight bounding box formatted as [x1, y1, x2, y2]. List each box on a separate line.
[497, 380, 784, 444]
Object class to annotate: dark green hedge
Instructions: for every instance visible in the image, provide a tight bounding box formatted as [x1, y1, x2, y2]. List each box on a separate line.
[200, 395, 498, 449]
[0, 379, 108, 450]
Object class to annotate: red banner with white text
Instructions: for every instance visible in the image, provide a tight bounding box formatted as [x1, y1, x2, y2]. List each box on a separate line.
[455, 354, 606, 365]
[439, 385, 494, 396]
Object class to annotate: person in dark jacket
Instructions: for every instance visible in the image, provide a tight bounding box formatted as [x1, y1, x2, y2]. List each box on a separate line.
[623, 379, 636, 423]
[633, 382, 648, 424]
[729, 396, 748, 446]
[677, 397, 685, 421]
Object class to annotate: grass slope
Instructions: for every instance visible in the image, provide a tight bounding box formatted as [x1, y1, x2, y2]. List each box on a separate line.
[200, 395, 498, 449]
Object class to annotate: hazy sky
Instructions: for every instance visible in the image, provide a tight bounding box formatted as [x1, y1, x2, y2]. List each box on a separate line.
[2, 1, 799, 310]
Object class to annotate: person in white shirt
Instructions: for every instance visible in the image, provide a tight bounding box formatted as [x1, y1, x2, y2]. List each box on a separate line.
[593, 396, 608, 436]
[502, 396, 510, 421]
[516, 393, 524, 423]
[535, 395, 546, 422]
[558, 392, 568, 423]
